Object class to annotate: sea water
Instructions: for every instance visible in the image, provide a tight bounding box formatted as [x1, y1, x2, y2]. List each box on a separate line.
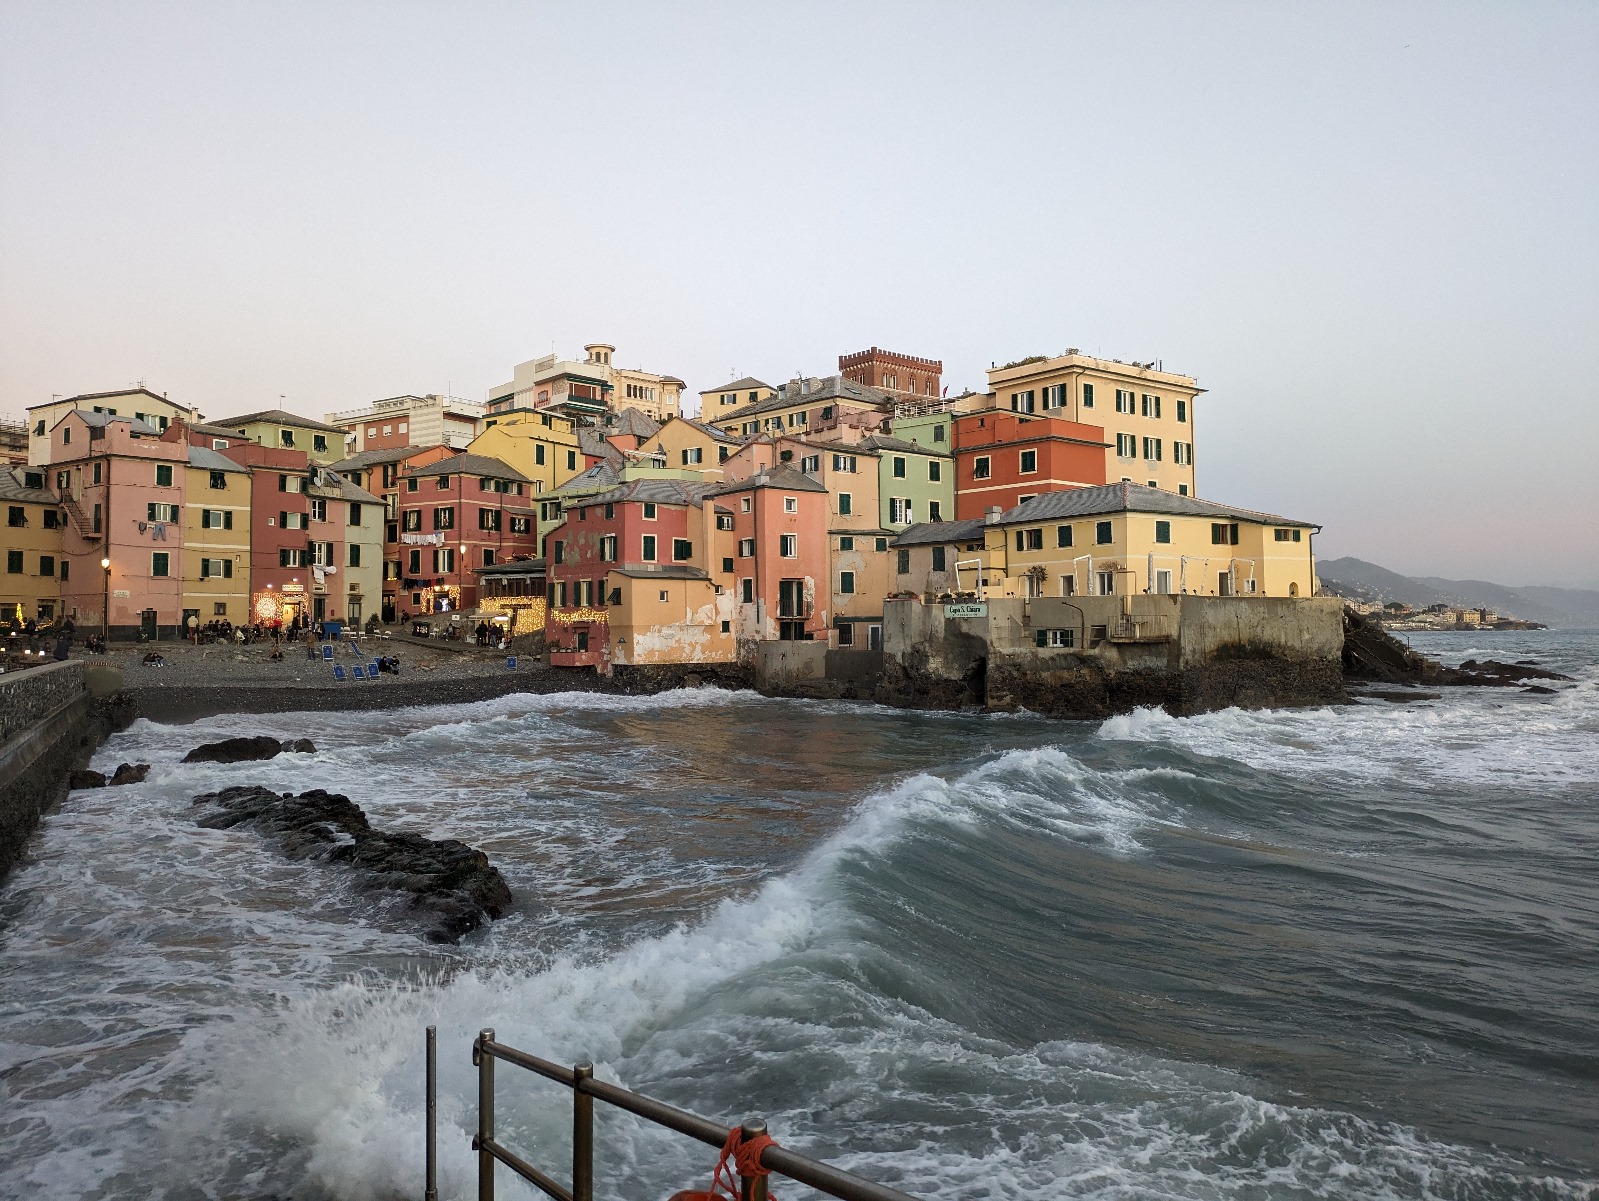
[1, 630, 1595, 1200]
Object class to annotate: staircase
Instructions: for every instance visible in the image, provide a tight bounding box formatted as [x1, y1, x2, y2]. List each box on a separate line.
[59, 495, 101, 541]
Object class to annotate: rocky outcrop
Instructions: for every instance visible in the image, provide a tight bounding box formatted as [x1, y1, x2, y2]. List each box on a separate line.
[110, 762, 150, 785]
[190, 785, 513, 942]
[68, 769, 106, 789]
[181, 736, 316, 764]
[1343, 609, 1574, 689]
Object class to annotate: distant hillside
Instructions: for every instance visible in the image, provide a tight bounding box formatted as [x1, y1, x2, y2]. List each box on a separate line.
[1318, 558, 1599, 628]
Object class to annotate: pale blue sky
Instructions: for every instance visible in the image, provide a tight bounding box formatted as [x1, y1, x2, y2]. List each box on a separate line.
[2, 2, 1595, 586]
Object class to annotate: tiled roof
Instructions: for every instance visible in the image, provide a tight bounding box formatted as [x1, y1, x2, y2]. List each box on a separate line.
[857, 434, 952, 457]
[475, 558, 547, 576]
[0, 467, 58, 506]
[330, 446, 442, 471]
[890, 519, 987, 547]
[601, 408, 663, 438]
[186, 421, 248, 439]
[612, 565, 711, 581]
[209, 408, 346, 434]
[550, 462, 622, 496]
[402, 453, 531, 483]
[30, 387, 179, 411]
[698, 376, 773, 396]
[310, 469, 383, 504]
[718, 375, 894, 422]
[998, 482, 1316, 528]
[186, 447, 250, 474]
[583, 479, 717, 509]
[68, 410, 163, 436]
[705, 465, 829, 496]
[667, 415, 742, 445]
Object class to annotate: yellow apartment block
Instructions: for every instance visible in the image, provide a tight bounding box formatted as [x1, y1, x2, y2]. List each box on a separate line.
[2, 467, 66, 623]
[181, 449, 251, 625]
[650, 416, 742, 474]
[891, 482, 1317, 601]
[697, 377, 776, 420]
[469, 413, 583, 496]
[985, 352, 1203, 496]
[210, 408, 348, 463]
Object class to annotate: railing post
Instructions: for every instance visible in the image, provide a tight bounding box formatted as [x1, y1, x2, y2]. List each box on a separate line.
[425, 1025, 439, 1201]
[738, 1119, 769, 1201]
[474, 1027, 496, 1201]
[572, 1062, 594, 1201]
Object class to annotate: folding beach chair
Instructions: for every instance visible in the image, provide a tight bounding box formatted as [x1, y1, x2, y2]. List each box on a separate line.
[506, 655, 518, 670]
[369, 661, 381, 677]
[321, 644, 334, 661]
[352, 665, 366, 680]
[332, 664, 346, 681]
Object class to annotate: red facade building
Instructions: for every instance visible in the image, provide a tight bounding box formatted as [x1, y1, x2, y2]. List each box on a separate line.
[397, 453, 538, 615]
[952, 412, 1109, 520]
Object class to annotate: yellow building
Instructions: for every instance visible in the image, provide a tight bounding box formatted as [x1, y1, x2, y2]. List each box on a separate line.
[1, 466, 66, 624]
[210, 408, 348, 464]
[984, 352, 1203, 496]
[27, 388, 202, 466]
[469, 411, 583, 494]
[649, 416, 742, 474]
[714, 375, 894, 440]
[180, 448, 252, 626]
[892, 483, 1317, 600]
[697, 377, 775, 420]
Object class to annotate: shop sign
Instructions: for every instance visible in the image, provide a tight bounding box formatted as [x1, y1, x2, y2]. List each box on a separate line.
[944, 602, 987, 619]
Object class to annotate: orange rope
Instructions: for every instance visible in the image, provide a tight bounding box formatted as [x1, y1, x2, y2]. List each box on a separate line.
[706, 1127, 779, 1201]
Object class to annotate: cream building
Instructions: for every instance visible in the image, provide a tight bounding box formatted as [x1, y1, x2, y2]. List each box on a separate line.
[210, 408, 347, 464]
[27, 388, 202, 466]
[984, 352, 1203, 496]
[487, 342, 685, 424]
[1, 466, 66, 624]
[325, 394, 485, 454]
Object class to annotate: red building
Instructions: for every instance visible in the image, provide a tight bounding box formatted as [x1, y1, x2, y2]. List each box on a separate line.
[397, 453, 538, 615]
[330, 444, 455, 620]
[708, 465, 830, 643]
[952, 412, 1108, 520]
[205, 439, 317, 625]
[839, 347, 943, 400]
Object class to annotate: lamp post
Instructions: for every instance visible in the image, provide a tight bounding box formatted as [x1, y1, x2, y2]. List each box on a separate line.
[100, 556, 111, 643]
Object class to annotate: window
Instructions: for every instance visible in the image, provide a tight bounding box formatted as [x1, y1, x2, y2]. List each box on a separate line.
[433, 547, 455, 573]
[972, 456, 991, 480]
[837, 492, 852, 516]
[201, 509, 234, 530]
[740, 497, 751, 513]
[1155, 520, 1171, 544]
[1141, 394, 1161, 419]
[928, 501, 943, 521]
[643, 502, 657, 520]
[1044, 384, 1066, 408]
[1052, 524, 1073, 549]
[43, 510, 59, 529]
[348, 503, 365, 527]
[1016, 528, 1044, 551]
[91, 461, 100, 484]
[1275, 528, 1303, 542]
[889, 498, 913, 524]
[401, 510, 421, 532]
[683, 447, 703, 465]
[212, 439, 229, 450]
[209, 470, 227, 489]
[928, 460, 941, 482]
[1019, 449, 1037, 474]
[1176, 399, 1187, 423]
[722, 557, 734, 573]
[1211, 523, 1240, 545]
[151, 552, 170, 577]
[1010, 390, 1036, 414]
[875, 537, 888, 551]
[779, 534, 797, 558]
[720, 620, 731, 633]
[407, 477, 418, 492]
[642, 535, 657, 561]
[738, 538, 754, 557]
[672, 538, 692, 562]
[33, 419, 43, 436]
[1179, 484, 1189, 496]
[740, 578, 754, 603]
[837, 535, 855, 551]
[310, 498, 328, 522]
[313, 434, 328, 453]
[39, 555, 55, 577]
[279, 430, 295, 447]
[868, 625, 882, 651]
[6, 506, 23, 527]
[435, 475, 452, 491]
[1116, 433, 1137, 458]
[831, 454, 857, 473]
[1115, 389, 1135, 414]
[604, 502, 615, 519]
[511, 515, 531, 534]
[5, 550, 19, 573]
[837, 622, 854, 647]
[1035, 628, 1075, 648]
[213, 603, 228, 616]
[599, 535, 617, 562]
[433, 506, 454, 530]
[63, 427, 71, 445]
[892, 456, 906, 478]
[199, 557, 234, 579]
[717, 514, 734, 531]
[1155, 569, 1173, 594]
[931, 546, 947, 572]
[566, 451, 577, 471]
[1174, 442, 1193, 466]
[1143, 437, 1162, 462]
[348, 544, 362, 567]
[92, 503, 101, 532]
[839, 570, 855, 595]
[553, 539, 564, 564]
[155, 464, 173, 487]
[1096, 520, 1113, 545]
[146, 502, 179, 522]
[896, 549, 910, 574]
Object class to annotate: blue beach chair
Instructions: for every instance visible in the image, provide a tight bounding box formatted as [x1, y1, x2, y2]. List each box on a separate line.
[368, 661, 381, 677]
[506, 655, 518, 670]
[332, 664, 346, 681]
[352, 665, 366, 679]
[321, 644, 334, 661]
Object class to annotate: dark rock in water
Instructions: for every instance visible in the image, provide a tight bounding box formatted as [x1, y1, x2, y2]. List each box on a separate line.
[1455, 659, 1572, 685]
[1516, 659, 1540, 666]
[182, 736, 316, 763]
[69, 769, 106, 789]
[110, 763, 150, 785]
[191, 785, 513, 942]
[1521, 685, 1557, 695]
[1342, 611, 1573, 689]
[1359, 690, 1442, 703]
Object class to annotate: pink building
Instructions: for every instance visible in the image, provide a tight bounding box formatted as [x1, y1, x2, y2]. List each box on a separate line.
[50, 410, 189, 637]
[707, 465, 830, 644]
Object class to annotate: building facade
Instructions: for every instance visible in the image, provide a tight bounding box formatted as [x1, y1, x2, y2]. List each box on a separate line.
[28, 388, 202, 466]
[179, 447, 252, 628]
[397, 453, 538, 616]
[2, 467, 66, 624]
[210, 408, 348, 465]
[952, 411, 1108, 519]
[838, 347, 943, 401]
[487, 342, 685, 424]
[326, 394, 485, 454]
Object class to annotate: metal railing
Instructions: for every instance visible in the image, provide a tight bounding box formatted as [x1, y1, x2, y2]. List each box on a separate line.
[457, 1027, 920, 1201]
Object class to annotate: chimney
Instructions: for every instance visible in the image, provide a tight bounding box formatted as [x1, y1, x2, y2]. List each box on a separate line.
[985, 506, 1003, 524]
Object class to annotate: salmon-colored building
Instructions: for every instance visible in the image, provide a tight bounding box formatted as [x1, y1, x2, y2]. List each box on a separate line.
[397, 453, 539, 616]
[953, 412, 1108, 519]
[707, 465, 830, 645]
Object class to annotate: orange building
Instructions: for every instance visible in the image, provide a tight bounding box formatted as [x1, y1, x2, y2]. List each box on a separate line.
[953, 412, 1108, 520]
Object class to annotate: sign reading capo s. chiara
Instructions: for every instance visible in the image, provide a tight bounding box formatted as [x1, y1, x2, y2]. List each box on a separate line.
[944, 602, 988, 619]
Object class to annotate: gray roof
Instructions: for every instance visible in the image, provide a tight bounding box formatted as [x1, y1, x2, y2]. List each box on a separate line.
[658, 415, 742, 445]
[402, 453, 530, 484]
[550, 461, 622, 497]
[997, 482, 1316, 528]
[209, 408, 346, 434]
[66, 410, 162, 436]
[718, 375, 895, 422]
[581, 478, 717, 509]
[1, 467, 58, 506]
[577, 427, 624, 462]
[185, 421, 248, 439]
[309, 469, 382, 504]
[890, 519, 987, 548]
[698, 376, 772, 396]
[475, 558, 547, 576]
[857, 434, 951, 457]
[706, 464, 829, 496]
[601, 408, 663, 438]
[186, 446, 250, 474]
[31, 387, 178, 412]
[612, 564, 710, 581]
[330, 446, 441, 471]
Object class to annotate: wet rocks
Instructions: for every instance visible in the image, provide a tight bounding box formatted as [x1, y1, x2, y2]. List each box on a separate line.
[1455, 659, 1573, 686]
[68, 769, 106, 789]
[110, 763, 150, 785]
[190, 785, 513, 942]
[1342, 610, 1574, 690]
[181, 736, 317, 764]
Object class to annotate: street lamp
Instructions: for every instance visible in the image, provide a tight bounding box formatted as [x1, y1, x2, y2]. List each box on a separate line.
[100, 556, 111, 643]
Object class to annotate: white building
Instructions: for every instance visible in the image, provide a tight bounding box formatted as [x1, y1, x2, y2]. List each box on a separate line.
[324, 394, 484, 455]
[487, 342, 685, 425]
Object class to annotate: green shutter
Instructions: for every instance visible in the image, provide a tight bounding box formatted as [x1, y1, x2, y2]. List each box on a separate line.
[1035, 629, 1048, 648]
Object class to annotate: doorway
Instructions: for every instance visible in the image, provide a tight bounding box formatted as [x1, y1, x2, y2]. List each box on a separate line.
[139, 609, 157, 640]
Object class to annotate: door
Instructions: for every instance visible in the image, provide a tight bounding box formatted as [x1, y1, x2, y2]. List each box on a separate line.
[1095, 571, 1115, 596]
[313, 596, 327, 622]
[1218, 571, 1232, 596]
[139, 609, 157, 640]
[778, 579, 806, 641]
[1154, 570, 1172, 594]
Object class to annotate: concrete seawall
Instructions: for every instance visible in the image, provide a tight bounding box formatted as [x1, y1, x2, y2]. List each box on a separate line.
[0, 661, 135, 879]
